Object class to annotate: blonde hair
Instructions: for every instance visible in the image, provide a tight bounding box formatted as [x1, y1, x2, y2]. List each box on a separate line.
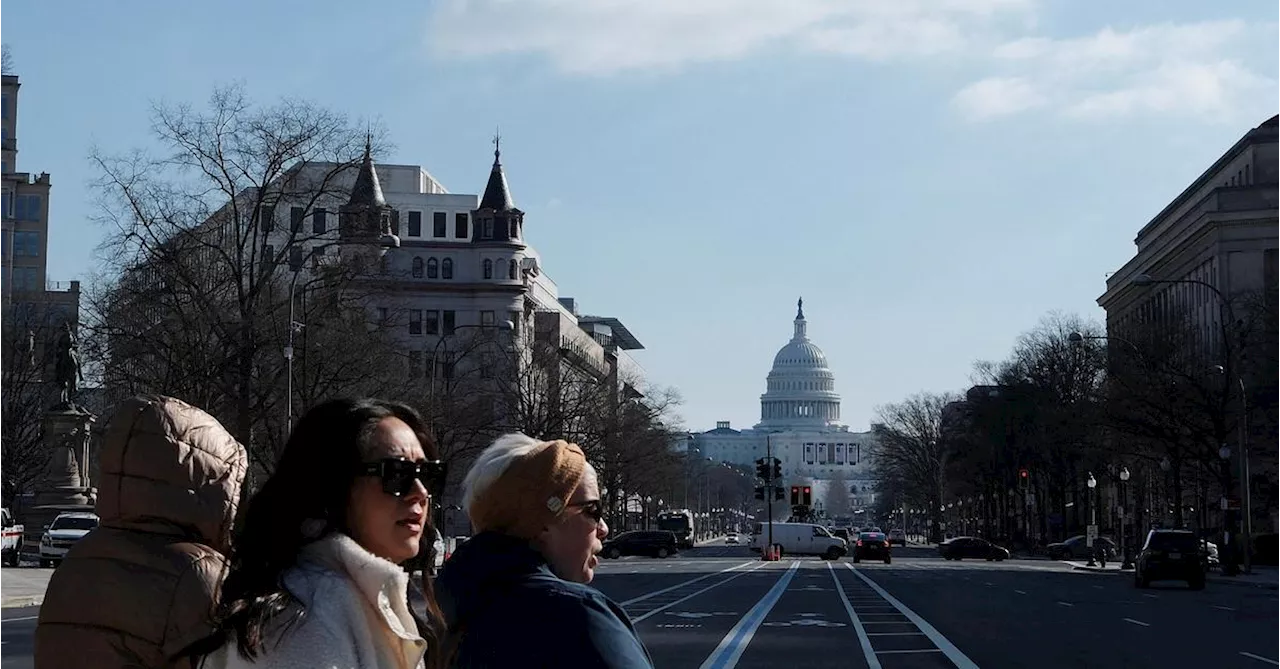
[462, 433, 598, 526]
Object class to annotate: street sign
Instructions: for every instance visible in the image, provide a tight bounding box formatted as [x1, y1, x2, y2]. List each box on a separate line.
[1086, 524, 1098, 547]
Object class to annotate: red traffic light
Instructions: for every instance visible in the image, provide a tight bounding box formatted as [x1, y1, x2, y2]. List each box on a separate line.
[803, 487, 811, 493]
[1019, 468, 1029, 478]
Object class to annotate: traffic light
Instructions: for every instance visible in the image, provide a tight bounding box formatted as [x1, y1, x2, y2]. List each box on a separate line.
[790, 486, 800, 506]
[754, 486, 766, 500]
[802, 486, 812, 506]
[771, 458, 782, 481]
[1018, 468, 1029, 488]
[755, 458, 770, 481]
[774, 486, 785, 501]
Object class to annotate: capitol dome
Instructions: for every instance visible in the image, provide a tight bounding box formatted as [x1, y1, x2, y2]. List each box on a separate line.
[756, 298, 842, 429]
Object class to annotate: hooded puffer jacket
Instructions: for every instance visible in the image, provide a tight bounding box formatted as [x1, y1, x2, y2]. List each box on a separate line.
[35, 395, 247, 669]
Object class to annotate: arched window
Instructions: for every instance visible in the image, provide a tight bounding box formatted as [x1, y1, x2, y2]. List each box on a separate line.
[508, 258, 518, 280]
[483, 259, 493, 279]
[412, 257, 424, 278]
[442, 258, 454, 279]
[426, 257, 439, 279]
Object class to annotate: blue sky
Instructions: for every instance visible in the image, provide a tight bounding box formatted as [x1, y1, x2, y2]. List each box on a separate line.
[5, 0, 1277, 432]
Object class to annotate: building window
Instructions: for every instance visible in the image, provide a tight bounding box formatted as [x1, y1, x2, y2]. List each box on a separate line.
[510, 310, 522, 330]
[412, 257, 424, 278]
[290, 206, 305, 232]
[377, 307, 389, 324]
[483, 259, 493, 279]
[13, 231, 39, 257]
[313, 208, 327, 234]
[427, 257, 439, 279]
[442, 310, 456, 335]
[259, 205, 275, 232]
[425, 310, 440, 335]
[408, 211, 422, 237]
[482, 219, 494, 239]
[409, 310, 423, 335]
[434, 212, 447, 238]
[441, 258, 453, 279]
[509, 219, 519, 239]
[15, 194, 42, 221]
[389, 211, 400, 236]
[481, 310, 495, 327]
[454, 213, 469, 239]
[508, 259, 518, 280]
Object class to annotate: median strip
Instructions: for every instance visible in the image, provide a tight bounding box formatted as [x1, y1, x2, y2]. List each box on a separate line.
[698, 561, 800, 669]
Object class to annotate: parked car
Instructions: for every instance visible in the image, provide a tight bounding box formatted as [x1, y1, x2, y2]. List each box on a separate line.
[40, 512, 99, 567]
[602, 530, 680, 559]
[1135, 529, 1205, 590]
[1046, 535, 1117, 560]
[938, 536, 1010, 561]
[1, 508, 23, 567]
[887, 528, 907, 546]
[853, 532, 892, 564]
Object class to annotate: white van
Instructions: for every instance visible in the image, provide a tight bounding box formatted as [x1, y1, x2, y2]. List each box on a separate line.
[751, 522, 847, 559]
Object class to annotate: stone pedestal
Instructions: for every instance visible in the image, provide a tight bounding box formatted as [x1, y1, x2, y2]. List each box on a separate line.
[21, 409, 97, 560]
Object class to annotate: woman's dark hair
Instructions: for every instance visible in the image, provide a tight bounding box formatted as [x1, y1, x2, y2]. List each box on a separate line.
[205, 397, 445, 667]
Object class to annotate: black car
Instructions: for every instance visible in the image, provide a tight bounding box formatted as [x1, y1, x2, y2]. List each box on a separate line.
[1046, 535, 1117, 560]
[1135, 529, 1205, 589]
[853, 532, 892, 564]
[938, 536, 1009, 561]
[601, 530, 680, 559]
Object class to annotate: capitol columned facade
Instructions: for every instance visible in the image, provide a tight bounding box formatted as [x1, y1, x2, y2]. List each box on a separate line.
[683, 300, 879, 512]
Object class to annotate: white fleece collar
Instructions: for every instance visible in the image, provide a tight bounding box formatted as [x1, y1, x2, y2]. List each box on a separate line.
[300, 532, 423, 644]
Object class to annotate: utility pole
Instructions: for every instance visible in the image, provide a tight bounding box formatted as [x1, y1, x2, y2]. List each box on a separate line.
[766, 435, 774, 552]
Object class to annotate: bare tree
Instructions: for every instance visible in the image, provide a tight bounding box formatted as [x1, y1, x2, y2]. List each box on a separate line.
[871, 392, 959, 543]
[83, 84, 398, 474]
[823, 470, 852, 517]
[1, 303, 65, 508]
[2, 45, 13, 75]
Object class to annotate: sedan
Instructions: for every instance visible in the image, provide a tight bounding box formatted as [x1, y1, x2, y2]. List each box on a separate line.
[938, 536, 1009, 561]
[725, 533, 741, 545]
[853, 532, 892, 564]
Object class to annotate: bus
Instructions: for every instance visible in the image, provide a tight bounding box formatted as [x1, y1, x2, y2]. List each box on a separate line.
[657, 510, 696, 549]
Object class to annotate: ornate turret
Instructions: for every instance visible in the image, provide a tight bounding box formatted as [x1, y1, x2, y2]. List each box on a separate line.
[339, 136, 399, 267]
[473, 131, 525, 244]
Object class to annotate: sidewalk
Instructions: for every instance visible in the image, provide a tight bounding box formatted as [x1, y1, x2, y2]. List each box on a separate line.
[1065, 560, 1280, 590]
[1, 567, 54, 608]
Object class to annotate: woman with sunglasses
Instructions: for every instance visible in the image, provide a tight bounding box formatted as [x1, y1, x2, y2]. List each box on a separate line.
[434, 433, 654, 668]
[196, 398, 447, 669]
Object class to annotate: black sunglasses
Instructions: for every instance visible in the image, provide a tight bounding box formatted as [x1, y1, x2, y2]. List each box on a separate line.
[569, 500, 604, 524]
[359, 457, 444, 497]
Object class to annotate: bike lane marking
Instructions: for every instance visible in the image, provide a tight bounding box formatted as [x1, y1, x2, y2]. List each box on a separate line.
[621, 561, 756, 606]
[631, 562, 770, 623]
[846, 563, 980, 669]
[698, 560, 801, 669]
[828, 561, 882, 669]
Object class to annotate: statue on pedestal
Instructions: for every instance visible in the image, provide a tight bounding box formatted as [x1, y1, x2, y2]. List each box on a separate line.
[52, 322, 84, 413]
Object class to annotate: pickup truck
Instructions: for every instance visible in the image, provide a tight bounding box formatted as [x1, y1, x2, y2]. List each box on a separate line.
[2, 507, 24, 567]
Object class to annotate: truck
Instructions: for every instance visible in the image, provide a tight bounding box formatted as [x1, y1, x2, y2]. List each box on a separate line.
[2, 508, 24, 567]
[657, 509, 696, 549]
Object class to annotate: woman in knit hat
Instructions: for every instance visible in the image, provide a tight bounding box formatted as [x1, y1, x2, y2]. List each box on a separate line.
[434, 433, 654, 668]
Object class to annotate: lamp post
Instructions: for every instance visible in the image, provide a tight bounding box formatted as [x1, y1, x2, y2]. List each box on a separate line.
[425, 320, 515, 407]
[1131, 273, 1251, 574]
[1086, 472, 1098, 567]
[284, 246, 308, 431]
[1119, 466, 1133, 570]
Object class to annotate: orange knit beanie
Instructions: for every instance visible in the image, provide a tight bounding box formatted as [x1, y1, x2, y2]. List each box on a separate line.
[468, 439, 587, 540]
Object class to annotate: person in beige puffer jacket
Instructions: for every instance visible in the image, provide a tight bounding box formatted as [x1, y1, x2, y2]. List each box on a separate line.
[34, 394, 247, 669]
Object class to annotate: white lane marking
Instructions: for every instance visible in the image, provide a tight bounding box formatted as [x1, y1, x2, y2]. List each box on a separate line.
[828, 565, 882, 669]
[845, 564, 980, 669]
[877, 649, 944, 655]
[622, 561, 755, 605]
[2, 616, 38, 622]
[1092, 585, 1104, 590]
[1142, 594, 1158, 599]
[1122, 618, 1150, 627]
[698, 561, 800, 669]
[1057, 602, 1074, 607]
[1240, 651, 1279, 665]
[866, 632, 926, 636]
[1213, 605, 1236, 611]
[1014, 590, 1027, 595]
[632, 563, 769, 623]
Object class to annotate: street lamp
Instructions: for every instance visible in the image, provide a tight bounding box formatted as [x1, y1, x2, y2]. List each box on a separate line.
[1086, 472, 1098, 567]
[1119, 466, 1133, 570]
[425, 320, 516, 407]
[1131, 272, 1251, 574]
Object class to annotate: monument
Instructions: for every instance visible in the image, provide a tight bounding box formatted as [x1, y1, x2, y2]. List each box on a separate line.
[21, 324, 98, 560]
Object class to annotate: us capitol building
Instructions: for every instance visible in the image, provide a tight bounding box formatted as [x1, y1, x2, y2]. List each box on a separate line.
[681, 299, 879, 512]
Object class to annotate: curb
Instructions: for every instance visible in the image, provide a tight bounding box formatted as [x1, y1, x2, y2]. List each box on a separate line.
[2, 595, 43, 609]
[1070, 565, 1279, 590]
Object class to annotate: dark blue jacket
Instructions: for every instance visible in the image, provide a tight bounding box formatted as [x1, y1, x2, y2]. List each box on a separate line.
[434, 532, 654, 669]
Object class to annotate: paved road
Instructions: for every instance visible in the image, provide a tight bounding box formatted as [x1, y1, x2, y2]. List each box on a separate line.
[4, 544, 1277, 668]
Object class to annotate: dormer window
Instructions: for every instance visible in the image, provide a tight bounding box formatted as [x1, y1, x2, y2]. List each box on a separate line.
[482, 219, 494, 239]
[483, 259, 493, 279]
[508, 259, 518, 280]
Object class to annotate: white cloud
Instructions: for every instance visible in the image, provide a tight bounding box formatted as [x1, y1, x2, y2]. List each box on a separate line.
[962, 20, 1275, 121]
[426, 0, 1033, 74]
[427, 2, 1275, 121]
